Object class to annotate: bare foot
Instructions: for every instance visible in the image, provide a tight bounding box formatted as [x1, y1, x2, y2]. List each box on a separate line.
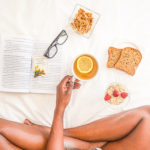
[24, 119, 51, 132]
[24, 119, 33, 126]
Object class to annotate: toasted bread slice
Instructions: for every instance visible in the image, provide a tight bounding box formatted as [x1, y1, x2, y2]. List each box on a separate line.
[107, 47, 122, 68]
[115, 47, 142, 76]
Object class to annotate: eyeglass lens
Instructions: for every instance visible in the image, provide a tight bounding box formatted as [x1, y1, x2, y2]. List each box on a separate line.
[45, 45, 58, 58]
[57, 31, 68, 45]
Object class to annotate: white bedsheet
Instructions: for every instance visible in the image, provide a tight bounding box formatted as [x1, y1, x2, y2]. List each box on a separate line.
[0, 0, 150, 129]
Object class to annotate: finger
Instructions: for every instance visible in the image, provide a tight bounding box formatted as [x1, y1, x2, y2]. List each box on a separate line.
[73, 82, 81, 89]
[67, 79, 74, 86]
[75, 79, 80, 82]
[66, 80, 73, 88]
[60, 75, 72, 85]
[67, 82, 73, 94]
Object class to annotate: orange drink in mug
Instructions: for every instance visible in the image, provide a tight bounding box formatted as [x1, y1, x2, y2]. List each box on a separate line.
[73, 54, 99, 80]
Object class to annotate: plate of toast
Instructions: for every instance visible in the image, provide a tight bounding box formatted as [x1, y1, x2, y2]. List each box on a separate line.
[107, 40, 142, 76]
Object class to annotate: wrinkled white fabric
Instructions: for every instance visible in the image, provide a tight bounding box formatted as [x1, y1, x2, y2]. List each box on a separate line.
[0, 0, 150, 131]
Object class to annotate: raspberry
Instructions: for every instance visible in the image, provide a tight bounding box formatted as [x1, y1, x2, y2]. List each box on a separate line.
[104, 94, 111, 101]
[121, 92, 128, 98]
[113, 89, 119, 97]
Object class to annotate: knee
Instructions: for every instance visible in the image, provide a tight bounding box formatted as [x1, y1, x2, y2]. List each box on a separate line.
[0, 118, 5, 134]
[139, 105, 150, 112]
[137, 105, 150, 118]
[33, 134, 47, 150]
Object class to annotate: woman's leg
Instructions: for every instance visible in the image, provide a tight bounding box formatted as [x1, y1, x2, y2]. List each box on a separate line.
[0, 118, 104, 150]
[64, 106, 150, 142]
[24, 119, 106, 149]
[25, 105, 150, 149]
[26, 106, 147, 142]
[0, 105, 150, 150]
[102, 115, 150, 150]
[0, 134, 22, 150]
[0, 118, 48, 150]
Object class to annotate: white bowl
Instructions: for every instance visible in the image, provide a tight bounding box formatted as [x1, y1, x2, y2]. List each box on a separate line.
[69, 4, 100, 38]
[103, 82, 131, 111]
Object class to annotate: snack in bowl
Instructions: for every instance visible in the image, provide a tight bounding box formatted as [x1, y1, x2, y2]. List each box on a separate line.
[73, 54, 98, 80]
[107, 47, 142, 76]
[71, 8, 93, 34]
[104, 84, 128, 105]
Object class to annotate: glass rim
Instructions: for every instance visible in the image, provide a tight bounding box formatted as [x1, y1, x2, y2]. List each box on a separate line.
[53, 30, 68, 45]
[44, 44, 58, 59]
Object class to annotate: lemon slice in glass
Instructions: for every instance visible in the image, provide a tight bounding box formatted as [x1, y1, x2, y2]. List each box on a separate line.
[77, 56, 93, 73]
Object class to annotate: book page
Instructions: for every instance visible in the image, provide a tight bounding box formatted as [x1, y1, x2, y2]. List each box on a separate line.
[30, 41, 66, 94]
[0, 37, 33, 92]
[0, 36, 3, 89]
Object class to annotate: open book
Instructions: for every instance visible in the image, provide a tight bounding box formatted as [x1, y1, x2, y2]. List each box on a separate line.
[0, 36, 67, 94]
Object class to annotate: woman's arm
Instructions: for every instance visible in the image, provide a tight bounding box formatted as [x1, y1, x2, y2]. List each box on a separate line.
[46, 107, 65, 150]
[46, 76, 80, 150]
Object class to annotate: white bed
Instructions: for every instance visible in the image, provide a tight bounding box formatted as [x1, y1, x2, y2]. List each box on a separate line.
[0, 0, 150, 131]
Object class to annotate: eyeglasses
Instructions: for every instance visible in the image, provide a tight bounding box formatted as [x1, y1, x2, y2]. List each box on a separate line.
[44, 30, 68, 59]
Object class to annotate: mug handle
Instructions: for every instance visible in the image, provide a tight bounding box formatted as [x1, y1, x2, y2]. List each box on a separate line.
[71, 75, 84, 88]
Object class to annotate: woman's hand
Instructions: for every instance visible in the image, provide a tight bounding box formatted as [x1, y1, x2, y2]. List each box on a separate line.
[56, 75, 81, 112]
[47, 76, 80, 150]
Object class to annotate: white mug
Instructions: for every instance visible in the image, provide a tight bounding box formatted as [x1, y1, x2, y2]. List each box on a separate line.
[72, 54, 99, 82]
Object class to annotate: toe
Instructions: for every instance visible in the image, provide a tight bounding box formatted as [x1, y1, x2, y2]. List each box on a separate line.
[24, 119, 32, 125]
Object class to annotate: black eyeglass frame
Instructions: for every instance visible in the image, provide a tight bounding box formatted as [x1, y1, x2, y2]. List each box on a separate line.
[44, 30, 68, 59]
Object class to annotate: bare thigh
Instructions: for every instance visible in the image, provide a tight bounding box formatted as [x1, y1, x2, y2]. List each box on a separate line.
[0, 118, 103, 150]
[0, 118, 49, 150]
[102, 116, 150, 150]
[0, 134, 22, 150]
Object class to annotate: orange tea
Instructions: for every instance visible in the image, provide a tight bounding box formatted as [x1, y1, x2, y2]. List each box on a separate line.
[73, 54, 98, 80]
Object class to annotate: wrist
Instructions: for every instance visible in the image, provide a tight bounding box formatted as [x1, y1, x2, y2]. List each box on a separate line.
[55, 106, 65, 115]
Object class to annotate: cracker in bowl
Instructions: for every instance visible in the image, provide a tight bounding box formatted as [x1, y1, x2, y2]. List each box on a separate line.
[71, 8, 93, 34]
